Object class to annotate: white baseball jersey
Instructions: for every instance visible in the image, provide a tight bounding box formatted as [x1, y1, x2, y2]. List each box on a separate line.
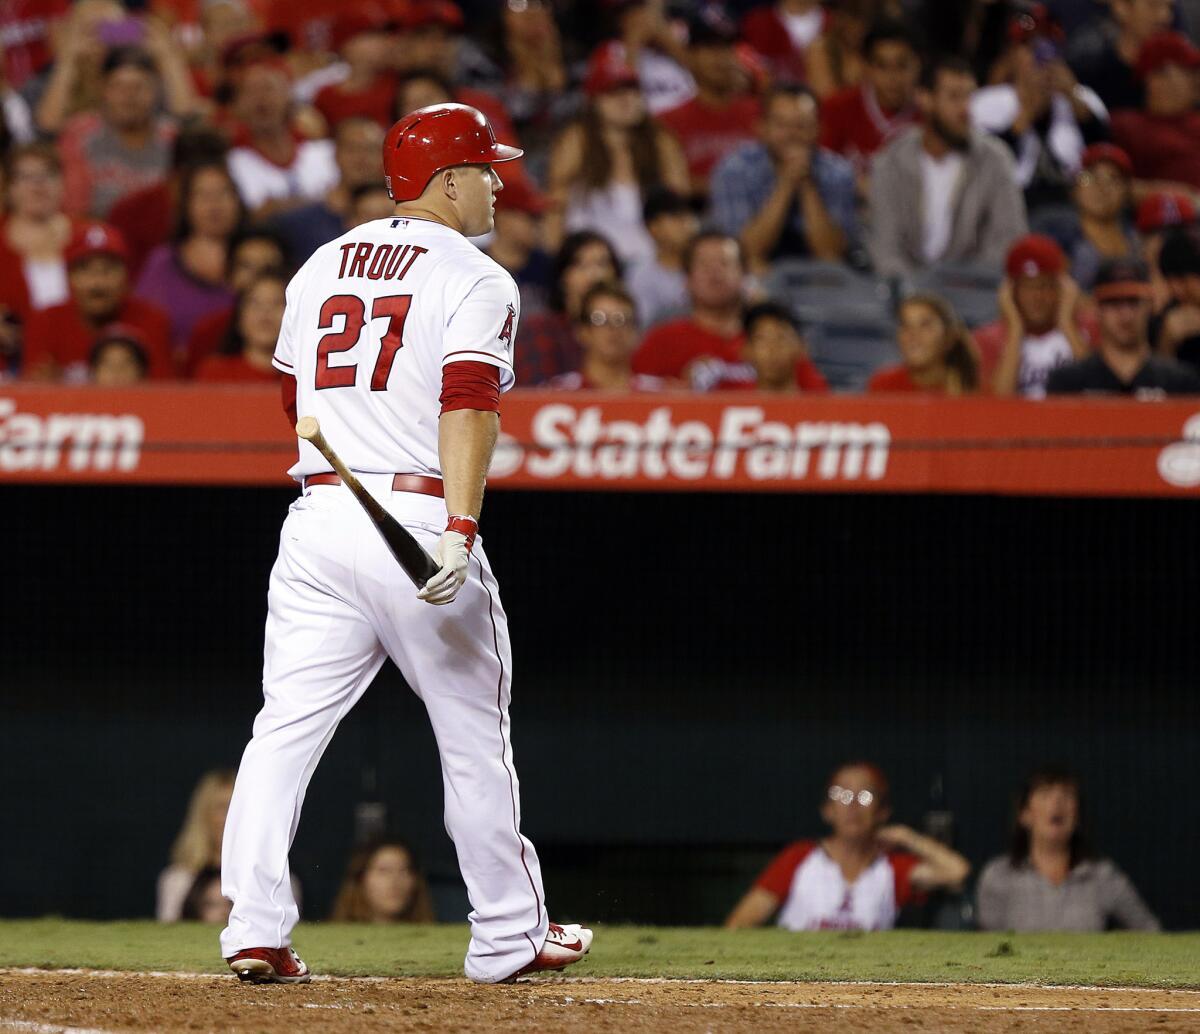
[227, 139, 340, 210]
[273, 216, 520, 480]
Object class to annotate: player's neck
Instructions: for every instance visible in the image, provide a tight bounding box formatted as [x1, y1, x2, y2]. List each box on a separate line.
[392, 203, 464, 235]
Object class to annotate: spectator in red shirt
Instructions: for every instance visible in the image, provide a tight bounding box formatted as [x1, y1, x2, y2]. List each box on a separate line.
[819, 17, 921, 183]
[88, 323, 150, 385]
[725, 761, 969, 931]
[632, 230, 747, 379]
[195, 271, 286, 382]
[690, 301, 830, 393]
[312, 8, 397, 129]
[1112, 32, 1200, 192]
[184, 227, 290, 376]
[976, 235, 1091, 397]
[740, 0, 827, 86]
[546, 281, 667, 392]
[0, 143, 78, 324]
[57, 46, 179, 220]
[517, 230, 624, 386]
[107, 126, 230, 276]
[23, 221, 171, 381]
[868, 293, 979, 394]
[1, 0, 70, 91]
[658, 10, 762, 196]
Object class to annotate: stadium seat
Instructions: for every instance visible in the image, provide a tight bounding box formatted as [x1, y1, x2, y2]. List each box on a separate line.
[903, 263, 1003, 328]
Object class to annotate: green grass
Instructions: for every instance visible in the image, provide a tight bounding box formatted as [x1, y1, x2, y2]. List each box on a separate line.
[2, 921, 1198, 988]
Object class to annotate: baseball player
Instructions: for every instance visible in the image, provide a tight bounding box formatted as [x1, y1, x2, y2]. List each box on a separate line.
[218, 104, 593, 984]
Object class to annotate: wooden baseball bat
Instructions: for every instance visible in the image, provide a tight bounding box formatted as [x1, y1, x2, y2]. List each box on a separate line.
[295, 416, 440, 588]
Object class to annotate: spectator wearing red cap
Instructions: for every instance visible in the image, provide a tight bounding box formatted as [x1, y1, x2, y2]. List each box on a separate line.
[819, 18, 921, 186]
[225, 58, 338, 215]
[658, 12, 762, 196]
[632, 231, 748, 379]
[546, 281, 668, 392]
[312, 8, 398, 129]
[56, 47, 180, 221]
[0, 143, 82, 327]
[1066, 0, 1173, 113]
[740, 0, 828, 86]
[195, 271, 286, 382]
[869, 57, 1028, 280]
[23, 222, 171, 381]
[88, 323, 149, 385]
[689, 301, 829, 393]
[482, 177, 553, 318]
[591, 2, 695, 117]
[1047, 256, 1200, 393]
[546, 49, 688, 268]
[267, 117, 385, 264]
[710, 84, 857, 272]
[972, 10, 1110, 212]
[976, 235, 1091, 397]
[1058, 143, 1138, 291]
[868, 293, 980, 394]
[1111, 32, 1200, 191]
[1135, 189, 1196, 302]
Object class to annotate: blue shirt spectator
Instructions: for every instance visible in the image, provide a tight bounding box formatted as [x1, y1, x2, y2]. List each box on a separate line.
[708, 85, 858, 272]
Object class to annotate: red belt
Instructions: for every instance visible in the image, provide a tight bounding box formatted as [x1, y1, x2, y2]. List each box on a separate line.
[303, 473, 444, 498]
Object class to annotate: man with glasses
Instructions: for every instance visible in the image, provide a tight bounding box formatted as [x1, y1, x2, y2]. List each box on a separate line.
[724, 762, 969, 931]
[1048, 257, 1200, 394]
[548, 282, 666, 391]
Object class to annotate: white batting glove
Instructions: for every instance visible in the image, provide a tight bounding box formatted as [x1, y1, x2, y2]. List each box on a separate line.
[417, 516, 478, 606]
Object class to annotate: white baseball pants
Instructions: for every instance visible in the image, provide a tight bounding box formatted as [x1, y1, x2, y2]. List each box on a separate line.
[219, 476, 548, 982]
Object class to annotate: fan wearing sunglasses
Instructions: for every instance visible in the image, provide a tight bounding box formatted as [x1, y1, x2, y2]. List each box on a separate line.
[725, 761, 970, 930]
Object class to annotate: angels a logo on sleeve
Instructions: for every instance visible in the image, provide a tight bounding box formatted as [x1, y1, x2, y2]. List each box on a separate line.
[498, 303, 516, 345]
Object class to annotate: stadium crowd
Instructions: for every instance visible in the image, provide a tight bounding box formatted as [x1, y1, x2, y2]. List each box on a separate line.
[3, 0, 1200, 398]
[161, 762, 1160, 931]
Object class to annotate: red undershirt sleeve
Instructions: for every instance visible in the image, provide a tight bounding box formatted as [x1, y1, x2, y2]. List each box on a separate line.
[440, 360, 501, 414]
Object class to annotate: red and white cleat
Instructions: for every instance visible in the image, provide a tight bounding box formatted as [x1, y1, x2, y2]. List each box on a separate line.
[226, 946, 311, 984]
[504, 923, 594, 982]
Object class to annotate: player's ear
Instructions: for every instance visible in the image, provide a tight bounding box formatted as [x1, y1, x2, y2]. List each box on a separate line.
[440, 168, 458, 201]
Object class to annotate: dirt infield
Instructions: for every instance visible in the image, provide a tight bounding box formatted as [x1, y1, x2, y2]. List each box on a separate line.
[4, 970, 1200, 1034]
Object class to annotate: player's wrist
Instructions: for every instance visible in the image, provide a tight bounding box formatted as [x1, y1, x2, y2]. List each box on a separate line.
[446, 514, 479, 551]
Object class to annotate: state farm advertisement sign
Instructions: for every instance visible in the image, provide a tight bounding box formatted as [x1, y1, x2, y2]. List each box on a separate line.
[0, 385, 1198, 498]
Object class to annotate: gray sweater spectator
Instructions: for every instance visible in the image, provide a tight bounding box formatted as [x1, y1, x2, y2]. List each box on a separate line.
[868, 57, 1028, 281]
[976, 766, 1160, 933]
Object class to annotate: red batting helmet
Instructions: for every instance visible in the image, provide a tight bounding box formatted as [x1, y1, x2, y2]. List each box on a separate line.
[382, 103, 523, 202]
